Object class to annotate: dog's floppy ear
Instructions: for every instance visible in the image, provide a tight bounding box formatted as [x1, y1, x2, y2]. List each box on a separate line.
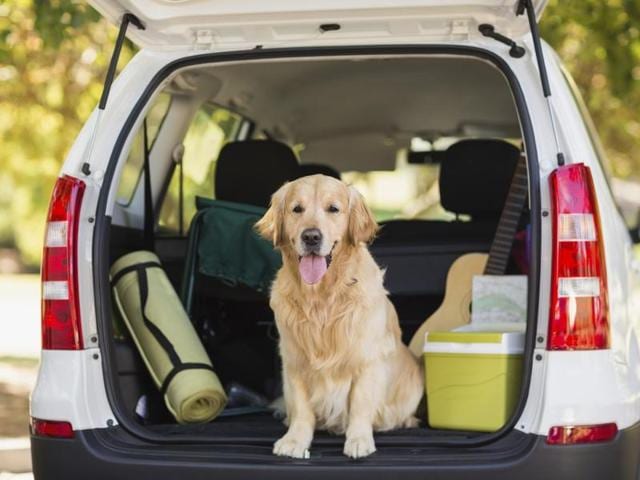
[347, 185, 378, 245]
[256, 182, 290, 246]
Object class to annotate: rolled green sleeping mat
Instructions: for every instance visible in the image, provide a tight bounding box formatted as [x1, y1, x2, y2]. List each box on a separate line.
[111, 251, 227, 424]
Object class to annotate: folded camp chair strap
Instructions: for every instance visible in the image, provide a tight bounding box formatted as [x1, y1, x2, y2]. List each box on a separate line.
[112, 260, 215, 395]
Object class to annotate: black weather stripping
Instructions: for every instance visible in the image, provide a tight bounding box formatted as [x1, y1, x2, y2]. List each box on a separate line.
[98, 13, 145, 111]
[478, 24, 525, 58]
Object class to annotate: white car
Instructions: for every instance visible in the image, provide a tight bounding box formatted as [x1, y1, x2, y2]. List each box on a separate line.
[30, 0, 640, 478]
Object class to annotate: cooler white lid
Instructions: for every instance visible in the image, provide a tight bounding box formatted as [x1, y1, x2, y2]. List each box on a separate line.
[424, 328, 525, 355]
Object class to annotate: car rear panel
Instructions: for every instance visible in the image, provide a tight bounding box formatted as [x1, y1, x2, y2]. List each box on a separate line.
[30, 41, 640, 478]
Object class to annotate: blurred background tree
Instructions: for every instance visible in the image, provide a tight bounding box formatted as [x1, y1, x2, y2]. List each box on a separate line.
[0, 0, 639, 270]
[541, 0, 640, 179]
[0, 0, 132, 271]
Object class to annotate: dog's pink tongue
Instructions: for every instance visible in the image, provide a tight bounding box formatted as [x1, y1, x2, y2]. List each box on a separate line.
[299, 255, 328, 285]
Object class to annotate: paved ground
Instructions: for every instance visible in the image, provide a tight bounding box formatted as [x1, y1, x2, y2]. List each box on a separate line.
[0, 439, 32, 477]
[0, 360, 37, 438]
[0, 276, 40, 358]
[0, 275, 39, 477]
[0, 360, 36, 476]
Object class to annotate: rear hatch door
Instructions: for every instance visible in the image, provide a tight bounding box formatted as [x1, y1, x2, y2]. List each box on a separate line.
[88, 0, 548, 49]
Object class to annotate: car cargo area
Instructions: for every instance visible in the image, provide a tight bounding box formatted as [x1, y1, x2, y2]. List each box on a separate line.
[102, 52, 536, 452]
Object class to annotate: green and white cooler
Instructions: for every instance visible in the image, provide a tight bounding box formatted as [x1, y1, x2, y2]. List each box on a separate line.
[423, 330, 525, 432]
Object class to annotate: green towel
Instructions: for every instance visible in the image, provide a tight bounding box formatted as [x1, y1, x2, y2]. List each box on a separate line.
[111, 251, 227, 424]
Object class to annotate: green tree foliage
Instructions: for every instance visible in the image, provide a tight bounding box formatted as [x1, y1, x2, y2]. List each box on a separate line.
[0, 1, 638, 268]
[0, 1, 130, 269]
[541, 0, 640, 178]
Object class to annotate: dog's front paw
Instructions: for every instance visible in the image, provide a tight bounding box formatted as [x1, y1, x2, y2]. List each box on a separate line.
[273, 434, 311, 458]
[344, 435, 376, 458]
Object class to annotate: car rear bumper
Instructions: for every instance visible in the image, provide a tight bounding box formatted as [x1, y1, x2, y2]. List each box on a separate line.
[31, 422, 640, 480]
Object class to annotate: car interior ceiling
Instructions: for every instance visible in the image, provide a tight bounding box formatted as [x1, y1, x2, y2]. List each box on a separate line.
[107, 55, 529, 440]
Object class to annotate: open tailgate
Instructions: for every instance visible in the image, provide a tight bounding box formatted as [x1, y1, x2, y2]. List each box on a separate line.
[88, 0, 548, 49]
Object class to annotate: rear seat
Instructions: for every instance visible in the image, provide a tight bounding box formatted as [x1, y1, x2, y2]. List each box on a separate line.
[372, 139, 521, 296]
[189, 138, 521, 348]
[196, 138, 521, 299]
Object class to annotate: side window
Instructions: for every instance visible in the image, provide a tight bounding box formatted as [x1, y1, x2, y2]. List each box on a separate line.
[116, 93, 172, 205]
[158, 105, 243, 235]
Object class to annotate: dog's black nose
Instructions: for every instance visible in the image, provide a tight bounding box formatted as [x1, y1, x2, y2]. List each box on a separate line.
[301, 228, 322, 248]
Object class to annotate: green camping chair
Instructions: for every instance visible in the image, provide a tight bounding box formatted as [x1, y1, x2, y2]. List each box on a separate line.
[180, 197, 281, 315]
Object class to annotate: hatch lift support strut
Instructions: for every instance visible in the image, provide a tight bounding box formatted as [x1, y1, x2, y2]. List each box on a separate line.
[517, 0, 565, 166]
[99, 13, 145, 110]
[81, 13, 145, 177]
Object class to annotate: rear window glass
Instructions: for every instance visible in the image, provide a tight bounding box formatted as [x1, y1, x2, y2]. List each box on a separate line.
[343, 161, 445, 222]
[116, 93, 172, 205]
[343, 137, 519, 222]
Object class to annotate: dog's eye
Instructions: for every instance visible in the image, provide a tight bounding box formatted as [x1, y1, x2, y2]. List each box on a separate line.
[328, 205, 340, 213]
[292, 205, 304, 214]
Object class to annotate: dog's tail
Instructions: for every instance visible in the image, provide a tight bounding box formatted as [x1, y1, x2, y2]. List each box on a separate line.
[270, 395, 287, 421]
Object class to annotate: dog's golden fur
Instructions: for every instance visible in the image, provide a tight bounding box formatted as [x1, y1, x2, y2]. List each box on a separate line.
[256, 174, 423, 459]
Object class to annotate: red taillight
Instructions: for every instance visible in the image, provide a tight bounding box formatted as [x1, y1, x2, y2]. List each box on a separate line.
[546, 423, 617, 445]
[548, 164, 609, 350]
[31, 418, 75, 439]
[41, 175, 85, 350]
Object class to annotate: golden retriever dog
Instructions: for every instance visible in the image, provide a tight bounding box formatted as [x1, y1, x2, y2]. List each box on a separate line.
[256, 174, 423, 459]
